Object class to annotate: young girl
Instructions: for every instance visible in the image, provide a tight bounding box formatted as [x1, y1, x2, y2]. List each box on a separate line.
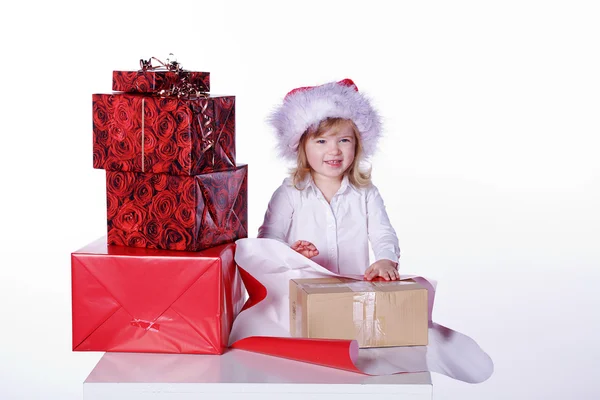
[258, 79, 400, 281]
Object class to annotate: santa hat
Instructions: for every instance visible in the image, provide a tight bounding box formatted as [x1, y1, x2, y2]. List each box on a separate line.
[268, 79, 382, 160]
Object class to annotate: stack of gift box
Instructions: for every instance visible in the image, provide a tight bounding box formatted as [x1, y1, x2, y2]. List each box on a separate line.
[71, 59, 247, 355]
[71, 59, 430, 363]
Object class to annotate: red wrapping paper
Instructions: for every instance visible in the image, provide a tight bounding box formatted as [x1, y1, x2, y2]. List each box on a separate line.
[231, 337, 360, 373]
[231, 266, 360, 373]
[93, 93, 235, 175]
[71, 238, 245, 354]
[112, 70, 210, 93]
[106, 164, 248, 252]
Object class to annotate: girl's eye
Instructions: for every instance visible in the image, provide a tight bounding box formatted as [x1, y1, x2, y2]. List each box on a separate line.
[340, 138, 351, 143]
[316, 139, 326, 144]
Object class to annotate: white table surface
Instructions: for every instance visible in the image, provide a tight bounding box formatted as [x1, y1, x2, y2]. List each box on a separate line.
[83, 350, 432, 400]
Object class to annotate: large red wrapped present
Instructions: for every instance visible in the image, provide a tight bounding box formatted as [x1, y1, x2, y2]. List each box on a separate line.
[106, 164, 248, 251]
[112, 70, 210, 94]
[93, 93, 235, 175]
[71, 238, 245, 354]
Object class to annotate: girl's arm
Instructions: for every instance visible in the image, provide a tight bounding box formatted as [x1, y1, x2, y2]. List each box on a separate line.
[366, 185, 401, 265]
[257, 185, 294, 244]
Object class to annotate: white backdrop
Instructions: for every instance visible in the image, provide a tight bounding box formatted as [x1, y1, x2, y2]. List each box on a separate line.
[0, 1, 599, 399]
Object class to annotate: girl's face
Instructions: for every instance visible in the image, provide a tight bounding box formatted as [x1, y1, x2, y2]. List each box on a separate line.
[304, 122, 356, 182]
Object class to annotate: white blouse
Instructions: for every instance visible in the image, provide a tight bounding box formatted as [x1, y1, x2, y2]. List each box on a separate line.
[257, 175, 400, 275]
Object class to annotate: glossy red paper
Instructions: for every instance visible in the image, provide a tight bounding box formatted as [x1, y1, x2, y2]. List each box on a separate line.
[71, 238, 245, 354]
[93, 93, 235, 175]
[112, 70, 210, 94]
[231, 266, 360, 373]
[106, 164, 248, 251]
[231, 337, 361, 374]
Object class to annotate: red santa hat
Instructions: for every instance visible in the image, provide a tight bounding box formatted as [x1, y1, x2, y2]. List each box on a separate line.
[268, 79, 382, 160]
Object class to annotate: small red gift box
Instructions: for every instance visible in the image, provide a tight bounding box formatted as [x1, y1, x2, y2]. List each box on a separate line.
[112, 70, 210, 93]
[93, 93, 235, 176]
[106, 164, 248, 252]
[72, 238, 245, 354]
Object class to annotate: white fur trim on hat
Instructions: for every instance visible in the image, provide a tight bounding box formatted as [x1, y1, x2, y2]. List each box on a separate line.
[268, 79, 382, 160]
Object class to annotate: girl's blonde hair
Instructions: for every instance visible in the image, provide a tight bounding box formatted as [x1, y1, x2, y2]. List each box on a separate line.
[291, 118, 372, 189]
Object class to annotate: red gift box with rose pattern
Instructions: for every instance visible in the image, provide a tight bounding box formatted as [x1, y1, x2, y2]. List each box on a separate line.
[93, 93, 235, 176]
[72, 237, 245, 354]
[112, 70, 210, 93]
[106, 164, 247, 252]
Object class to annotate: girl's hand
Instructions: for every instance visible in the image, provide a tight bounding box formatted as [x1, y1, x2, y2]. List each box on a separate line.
[364, 259, 399, 281]
[291, 240, 319, 259]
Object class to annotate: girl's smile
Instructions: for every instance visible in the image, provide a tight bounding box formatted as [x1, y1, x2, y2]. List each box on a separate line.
[324, 159, 343, 167]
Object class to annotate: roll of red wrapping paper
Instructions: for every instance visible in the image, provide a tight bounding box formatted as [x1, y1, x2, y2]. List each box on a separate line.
[231, 336, 361, 374]
[233, 266, 361, 373]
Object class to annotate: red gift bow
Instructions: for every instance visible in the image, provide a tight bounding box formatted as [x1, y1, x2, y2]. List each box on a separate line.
[138, 54, 208, 99]
[140, 54, 182, 73]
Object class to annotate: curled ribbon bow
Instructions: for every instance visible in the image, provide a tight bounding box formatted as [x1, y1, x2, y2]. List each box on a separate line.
[138, 54, 208, 98]
[139, 54, 182, 72]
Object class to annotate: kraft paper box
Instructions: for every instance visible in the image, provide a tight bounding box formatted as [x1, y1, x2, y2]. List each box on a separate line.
[106, 164, 247, 252]
[71, 238, 245, 354]
[289, 277, 428, 348]
[93, 93, 235, 175]
[112, 70, 210, 93]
